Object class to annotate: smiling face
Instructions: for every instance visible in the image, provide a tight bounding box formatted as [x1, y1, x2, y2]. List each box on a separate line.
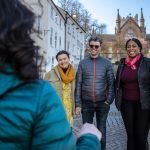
[57, 54, 70, 69]
[126, 40, 140, 58]
[89, 41, 101, 58]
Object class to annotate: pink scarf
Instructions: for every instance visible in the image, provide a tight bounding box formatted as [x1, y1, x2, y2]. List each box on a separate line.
[125, 54, 141, 70]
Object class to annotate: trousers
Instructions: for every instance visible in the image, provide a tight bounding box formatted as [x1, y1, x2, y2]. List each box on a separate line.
[82, 101, 110, 150]
[121, 100, 150, 150]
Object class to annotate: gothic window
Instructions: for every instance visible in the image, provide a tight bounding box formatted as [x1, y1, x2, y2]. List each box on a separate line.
[50, 27, 53, 46]
[50, 6, 54, 19]
[55, 32, 57, 49]
[124, 28, 136, 40]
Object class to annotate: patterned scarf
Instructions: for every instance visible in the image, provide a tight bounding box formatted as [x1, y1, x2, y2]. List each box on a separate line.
[57, 64, 75, 84]
[125, 54, 141, 70]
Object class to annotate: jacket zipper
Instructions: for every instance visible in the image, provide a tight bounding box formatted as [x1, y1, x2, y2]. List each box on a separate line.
[92, 58, 96, 102]
[137, 57, 143, 104]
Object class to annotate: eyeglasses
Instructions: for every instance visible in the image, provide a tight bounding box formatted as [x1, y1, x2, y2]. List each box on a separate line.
[89, 45, 100, 49]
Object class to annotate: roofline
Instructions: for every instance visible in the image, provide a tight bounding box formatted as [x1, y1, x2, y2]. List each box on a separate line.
[64, 10, 86, 33]
[120, 17, 141, 32]
[47, 0, 66, 21]
[50, 0, 86, 33]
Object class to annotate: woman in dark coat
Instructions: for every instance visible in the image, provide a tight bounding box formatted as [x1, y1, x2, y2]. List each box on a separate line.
[115, 38, 150, 150]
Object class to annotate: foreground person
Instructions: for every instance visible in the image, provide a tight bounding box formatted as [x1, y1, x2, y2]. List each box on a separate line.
[0, 0, 102, 150]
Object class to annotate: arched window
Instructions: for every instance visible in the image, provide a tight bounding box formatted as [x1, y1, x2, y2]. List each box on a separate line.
[124, 28, 136, 40]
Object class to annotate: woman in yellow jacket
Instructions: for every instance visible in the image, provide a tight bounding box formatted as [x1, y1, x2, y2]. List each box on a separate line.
[45, 50, 75, 126]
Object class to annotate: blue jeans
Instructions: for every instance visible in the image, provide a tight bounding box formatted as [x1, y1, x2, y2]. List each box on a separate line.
[82, 101, 110, 150]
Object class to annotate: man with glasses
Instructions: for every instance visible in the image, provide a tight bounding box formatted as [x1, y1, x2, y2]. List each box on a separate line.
[75, 36, 115, 150]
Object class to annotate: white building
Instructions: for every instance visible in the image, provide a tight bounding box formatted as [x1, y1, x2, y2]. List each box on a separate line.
[46, 0, 66, 71]
[22, 0, 86, 75]
[22, 0, 49, 78]
[57, 7, 85, 70]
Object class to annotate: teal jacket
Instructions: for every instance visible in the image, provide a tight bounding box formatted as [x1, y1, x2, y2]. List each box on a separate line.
[0, 64, 100, 150]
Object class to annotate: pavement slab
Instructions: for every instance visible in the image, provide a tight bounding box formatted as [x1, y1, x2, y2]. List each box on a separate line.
[73, 103, 150, 150]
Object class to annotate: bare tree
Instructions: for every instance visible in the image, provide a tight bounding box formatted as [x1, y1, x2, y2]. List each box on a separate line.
[90, 19, 107, 35]
[80, 9, 91, 32]
[58, 0, 107, 34]
[71, 1, 83, 22]
[97, 24, 107, 34]
[58, 0, 72, 13]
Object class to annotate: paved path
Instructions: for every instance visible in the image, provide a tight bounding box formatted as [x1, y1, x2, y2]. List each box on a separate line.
[73, 103, 150, 150]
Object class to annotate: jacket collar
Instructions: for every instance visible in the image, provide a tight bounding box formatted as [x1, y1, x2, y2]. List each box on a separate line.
[0, 64, 24, 95]
[89, 56, 102, 60]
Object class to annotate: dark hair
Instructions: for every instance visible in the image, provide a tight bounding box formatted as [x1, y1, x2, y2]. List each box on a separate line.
[56, 50, 70, 60]
[88, 36, 102, 45]
[125, 38, 142, 52]
[0, 0, 39, 80]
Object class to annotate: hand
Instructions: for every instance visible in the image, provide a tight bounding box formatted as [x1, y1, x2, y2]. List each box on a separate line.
[78, 123, 102, 141]
[75, 107, 81, 115]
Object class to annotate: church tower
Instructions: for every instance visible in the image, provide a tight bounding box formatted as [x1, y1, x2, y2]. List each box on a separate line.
[97, 8, 150, 62]
[140, 8, 146, 38]
[115, 9, 121, 34]
[140, 8, 144, 28]
[140, 8, 146, 36]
